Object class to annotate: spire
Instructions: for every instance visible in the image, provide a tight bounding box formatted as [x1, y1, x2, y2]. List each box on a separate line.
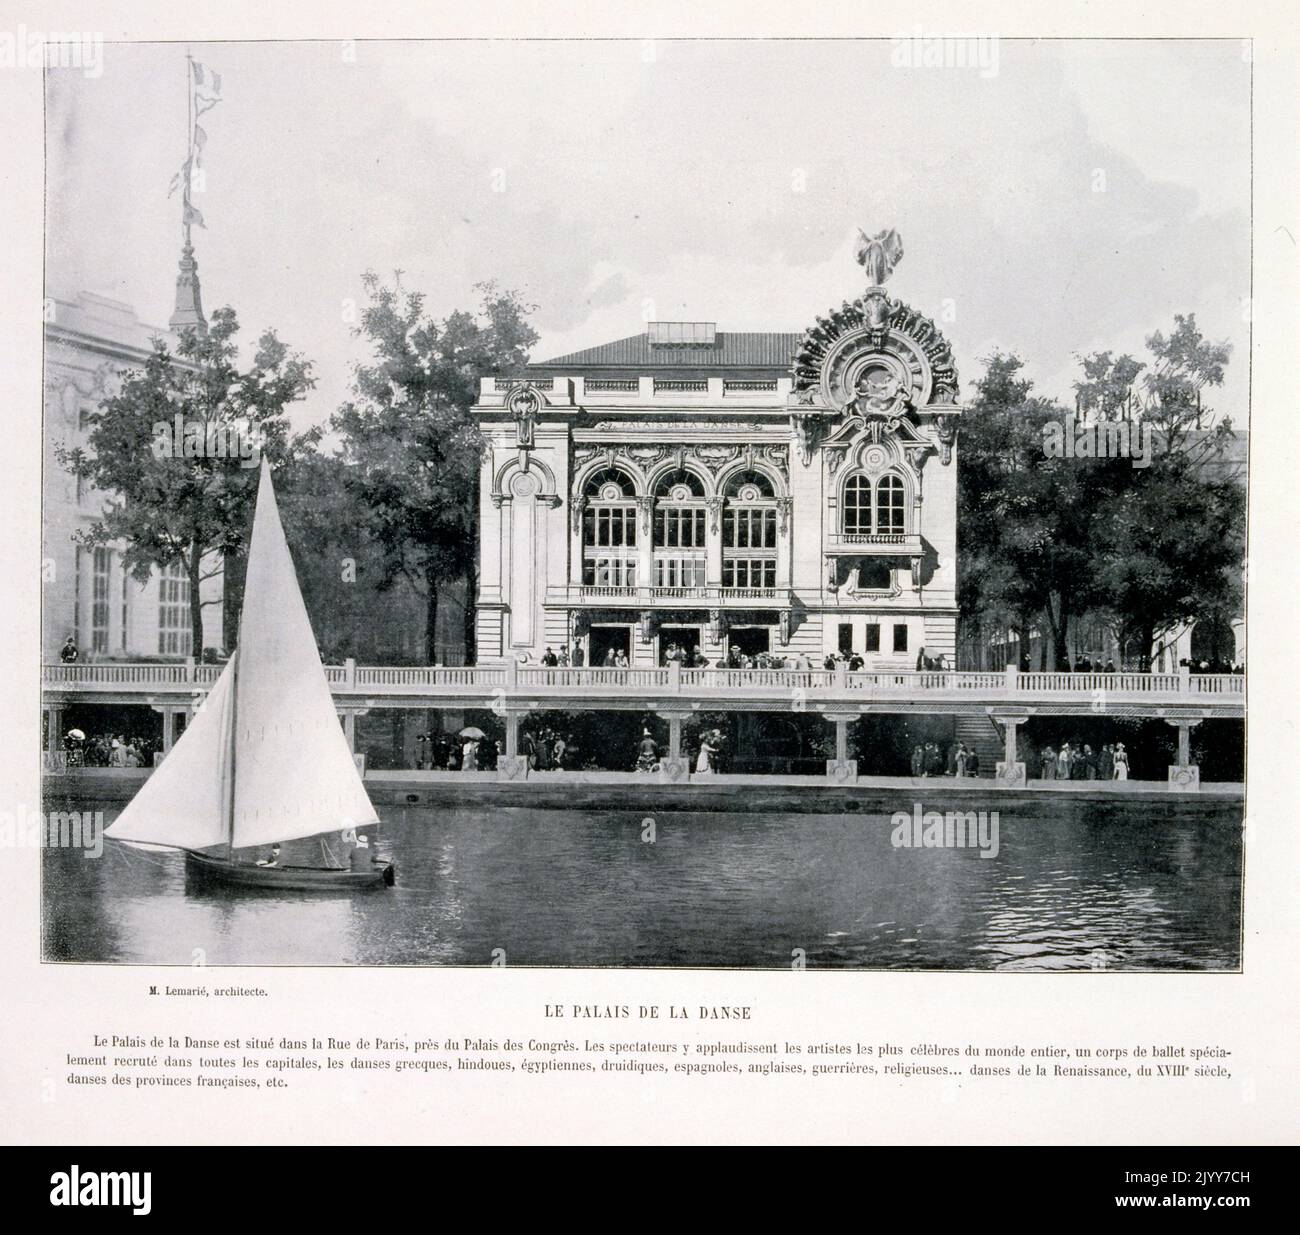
[167, 50, 220, 337]
[169, 242, 207, 334]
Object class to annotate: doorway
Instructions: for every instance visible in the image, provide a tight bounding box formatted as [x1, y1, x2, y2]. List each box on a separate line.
[658, 625, 702, 665]
[588, 624, 632, 667]
[728, 625, 772, 660]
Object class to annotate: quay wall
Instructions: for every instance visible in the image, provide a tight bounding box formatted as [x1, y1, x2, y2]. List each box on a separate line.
[45, 768, 1243, 818]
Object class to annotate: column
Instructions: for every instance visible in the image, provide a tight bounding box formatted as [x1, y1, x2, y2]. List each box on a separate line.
[154, 706, 176, 754]
[706, 498, 724, 586]
[824, 711, 858, 784]
[45, 705, 64, 754]
[636, 496, 654, 595]
[497, 709, 531, 781]
[657, 710, 691, 782]
[1165, 716, 1203, 791]
[994, 713, 1029, 786]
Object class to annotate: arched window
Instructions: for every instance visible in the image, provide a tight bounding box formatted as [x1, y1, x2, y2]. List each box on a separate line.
[875, 474, 906, 533]
[652, 469, 706, 589]
[843, 474, 872, 534]
[842, 472, 908, 535]
[723, 469, 778, 590]
[582, 468, 638, 587]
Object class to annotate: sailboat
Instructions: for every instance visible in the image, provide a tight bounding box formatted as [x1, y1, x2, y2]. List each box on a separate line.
[105, 458, 395, 890]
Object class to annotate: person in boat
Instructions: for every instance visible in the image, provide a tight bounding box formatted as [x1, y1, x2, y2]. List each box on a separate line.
[256, 845, 282, 867]
[350, 836, 372, 872]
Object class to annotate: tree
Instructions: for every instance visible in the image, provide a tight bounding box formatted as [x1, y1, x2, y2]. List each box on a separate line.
[1091, 456, 1245, 668]
[1075, 314, 1242, 666]
[59, 307, 318, 656]
[332, 274, 538, 663]
[958, 354, 1124, 669]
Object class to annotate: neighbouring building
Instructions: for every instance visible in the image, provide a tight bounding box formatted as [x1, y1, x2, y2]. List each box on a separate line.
[43, 277, 224, 662]
[472, 234, 962, 669]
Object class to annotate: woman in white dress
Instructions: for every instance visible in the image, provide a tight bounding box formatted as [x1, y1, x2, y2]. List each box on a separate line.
[695, 733, 718, 775]
[1113, 743, 1129, 780]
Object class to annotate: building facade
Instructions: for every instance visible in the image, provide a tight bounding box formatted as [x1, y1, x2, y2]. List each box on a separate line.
[43, 290, 224, 662]
[472, 245, 962, 669]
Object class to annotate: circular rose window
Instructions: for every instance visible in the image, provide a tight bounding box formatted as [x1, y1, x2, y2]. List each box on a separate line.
[669, 484, 692, 502]
[737, 483, 762, 502]
[598, 482, 624, 501]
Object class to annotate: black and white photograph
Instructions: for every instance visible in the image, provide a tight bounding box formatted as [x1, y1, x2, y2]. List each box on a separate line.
[38, 34, 1248, 972]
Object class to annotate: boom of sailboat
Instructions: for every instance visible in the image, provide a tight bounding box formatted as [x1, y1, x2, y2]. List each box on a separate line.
[105, 458, 395, 890]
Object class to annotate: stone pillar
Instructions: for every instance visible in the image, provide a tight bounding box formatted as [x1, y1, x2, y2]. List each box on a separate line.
[45, 705, 64, 753]
[706, 498, 724, 586]
[498, 710, 530, 781]
[636, 497, 654, 591]
[994, 713, 1028, 786]
[162, 707, 176, 754]
[657, 711, 691, 782]
[1166, 716, 1202, 790]
[824, 712, 858, 784]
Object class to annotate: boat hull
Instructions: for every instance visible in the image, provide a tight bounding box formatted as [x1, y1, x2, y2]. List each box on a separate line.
[185, 850, 395, 890]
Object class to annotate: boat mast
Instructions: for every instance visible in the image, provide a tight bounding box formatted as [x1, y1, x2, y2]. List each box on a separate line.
[225, 628, 241, 861]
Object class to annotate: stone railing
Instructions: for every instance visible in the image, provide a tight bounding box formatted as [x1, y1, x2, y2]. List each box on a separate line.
[42, 661, 1244, 701]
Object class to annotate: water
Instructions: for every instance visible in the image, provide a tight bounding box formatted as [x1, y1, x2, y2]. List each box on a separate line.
[42, 802, 1242, 970]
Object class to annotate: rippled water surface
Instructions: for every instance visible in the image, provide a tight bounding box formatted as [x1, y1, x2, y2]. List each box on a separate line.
[43, 802, 1242, 970]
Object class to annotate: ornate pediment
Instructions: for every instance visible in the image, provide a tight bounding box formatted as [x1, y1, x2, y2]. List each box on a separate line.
[787, 227, 961, 466]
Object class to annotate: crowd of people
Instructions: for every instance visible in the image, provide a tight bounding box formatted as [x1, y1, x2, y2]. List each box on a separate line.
[61, 730, 155, 768]
[1036, 741, 1130, 780]
[910, 742, 981, 777]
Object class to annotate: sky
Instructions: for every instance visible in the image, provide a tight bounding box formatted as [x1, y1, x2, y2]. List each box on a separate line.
[45, 38, 1251, 430]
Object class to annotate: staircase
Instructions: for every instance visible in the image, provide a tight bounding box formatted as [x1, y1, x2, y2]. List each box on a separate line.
[954, 713, 1002, 778]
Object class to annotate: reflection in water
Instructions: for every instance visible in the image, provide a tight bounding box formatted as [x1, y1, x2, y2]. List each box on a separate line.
[42, 802, 1242, 970]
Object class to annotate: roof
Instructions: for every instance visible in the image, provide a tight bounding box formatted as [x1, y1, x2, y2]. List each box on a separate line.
[529, 330, 802, 373]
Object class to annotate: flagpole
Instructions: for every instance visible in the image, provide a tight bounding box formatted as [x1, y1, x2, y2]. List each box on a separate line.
[183, 50, 192, 249]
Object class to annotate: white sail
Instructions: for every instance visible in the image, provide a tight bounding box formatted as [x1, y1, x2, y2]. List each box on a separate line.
[103, 660, 234, 850]
[230, 458, 379, 849]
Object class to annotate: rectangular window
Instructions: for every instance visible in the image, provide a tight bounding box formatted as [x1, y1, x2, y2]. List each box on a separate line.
[585, 505, 637, 548]
[723, 507, 776, 550]
[158, 561, 192, 656]
[838, 623, 854, 655]
[583, 557, 637, 587]
[865, 624, 881, 653]
[655, 507, 706, 549]
[893, 623, 908, 653]
[721, 559, 776, 589]
[857, 560, 892, 590]
[91, 548, 110, 653]
[654, 556, 707, 588]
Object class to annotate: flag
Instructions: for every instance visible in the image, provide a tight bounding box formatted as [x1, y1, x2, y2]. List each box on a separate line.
[184, 202, 206, 229]
[192, 124, 207, 165]
[195, 93, 221, 119]
[211, 71, 222, 94]
[167, 157, 192, 198]
[191, 60, 204, 85]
